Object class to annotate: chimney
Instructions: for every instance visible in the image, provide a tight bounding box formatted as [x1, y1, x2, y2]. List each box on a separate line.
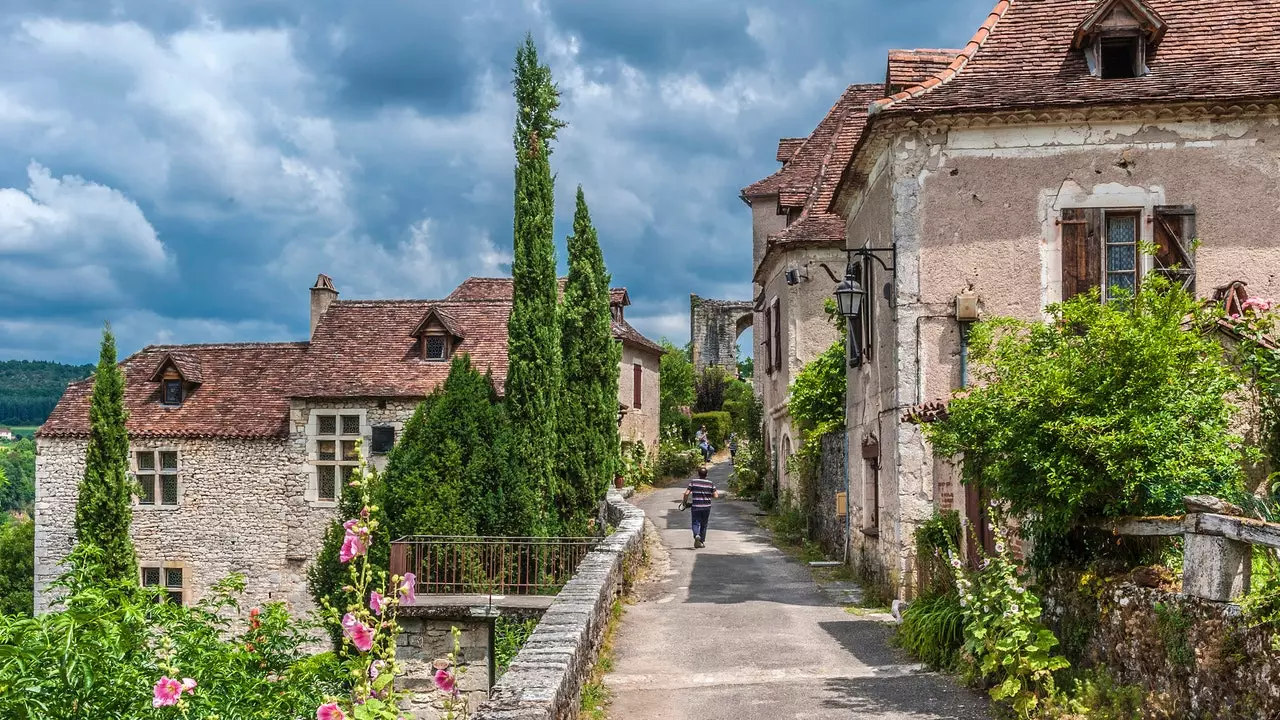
[310, 274, 338, 339]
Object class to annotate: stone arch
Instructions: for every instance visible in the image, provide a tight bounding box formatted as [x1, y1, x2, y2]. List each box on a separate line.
[690, 294, 754, 374]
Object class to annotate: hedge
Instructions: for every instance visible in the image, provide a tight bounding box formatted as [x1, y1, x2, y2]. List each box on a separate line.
[691, 411, 731, 449]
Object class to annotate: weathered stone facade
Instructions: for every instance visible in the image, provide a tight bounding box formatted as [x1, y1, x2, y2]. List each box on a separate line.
[688, 294, 752, 375]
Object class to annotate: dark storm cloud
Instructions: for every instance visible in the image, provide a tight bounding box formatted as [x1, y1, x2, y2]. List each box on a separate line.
[0, 0, 997, 362]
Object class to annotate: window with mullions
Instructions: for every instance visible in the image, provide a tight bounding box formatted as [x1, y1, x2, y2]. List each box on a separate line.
[1104, 213, 1139, 301]
[314, 413, 361, 503]
[142, 565, 185, 604]
[135, 450, 179, 506]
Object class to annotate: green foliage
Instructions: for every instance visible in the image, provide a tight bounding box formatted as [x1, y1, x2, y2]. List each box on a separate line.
[915, 511, 962, 598]
[620, 441, 655, 487]
[766, 493, 807, 546]
[691, 411, 730, 450]
[946, 516, 1070, 718]
[0, 512, 33, 616]
[0, 549, 338, 719]
[659, 340, 695, 441]
[507, 33, 564, 535]
[730, 440, 763, 497]
[558, 187, 622, 531]
[1153, 601, 1195, 669]
[694, 365, 728, 412]
[787, 337, 846, 461]
[738, 354, 753, 380]
[895, 593, 966, 671]
[0, 438, 35, 514]
[380, 355, 531, 543]
[0, 359, 94, 426]
[1041, 668, 1144, 720]
[720, 378, 756, 438]
[925, 279, 1245, 566]
[73, 324, 136, 582]
[655, 440, 701, 480]
[494, 616, 539, 678]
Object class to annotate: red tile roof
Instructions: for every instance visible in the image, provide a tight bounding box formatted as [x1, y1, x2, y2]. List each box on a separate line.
[885, 49, 962, 92]
[41, 343, 308, 439]
[874, 0, 1280, 116]
[42, 277, 661, 437]
[776, 138, 805, 163]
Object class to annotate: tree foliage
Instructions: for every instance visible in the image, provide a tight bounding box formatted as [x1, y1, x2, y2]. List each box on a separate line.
[381, 355, 532, 540]
[73, 324, 136, 582]
[659, 341, 695, 440]
[557, 187, 622, 530]
[694, 366, 729, 413]
[924, 279, 1245, 564]
[0, 360, 94, 426]
[0, 438, 35, 515]
[506, 33, 564, 534]
[0, 512, 33, 617]
[788, 304, 847, 463]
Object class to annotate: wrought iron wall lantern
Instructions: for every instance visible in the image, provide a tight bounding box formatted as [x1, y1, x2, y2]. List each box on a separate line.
[833, 245, 897, 367]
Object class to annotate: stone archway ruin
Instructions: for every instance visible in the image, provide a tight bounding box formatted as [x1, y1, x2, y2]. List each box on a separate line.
[690, 294, 754, 374]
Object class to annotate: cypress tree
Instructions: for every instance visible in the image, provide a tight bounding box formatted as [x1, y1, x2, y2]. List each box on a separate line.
[558, 187, 622, 529]
[72, 324, 136, 581]
[506, 34, 565, 534]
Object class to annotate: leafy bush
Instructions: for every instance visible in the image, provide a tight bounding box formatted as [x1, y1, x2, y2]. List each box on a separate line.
[694, 366, 729, 412]
[494, 616, 539, 678]
[895, 593, 965, 670]
[620, 441, 655, 487]
[0, 439, 35, 515]
[0, 512, 33, 616]
[659, 341, 695, 440]
[655, 440, 701, 480]
[915, 510, 962, 599]
[730, 440, 762, 497]
[691, 411, 731, 449]
[1043, 668, 1144, 720]
[925, 278, 1245, 566]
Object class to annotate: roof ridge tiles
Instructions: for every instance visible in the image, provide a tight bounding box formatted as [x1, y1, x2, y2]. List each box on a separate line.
[140, 341, 309, 351]
[871, 0, 1013, 113]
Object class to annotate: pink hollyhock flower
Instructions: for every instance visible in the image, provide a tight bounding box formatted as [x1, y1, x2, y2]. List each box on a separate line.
[339, 530, 367, 563]
[316, 703, 346, 720]
[434, 668, 456, 694]
[399, 572, 417, 604]
[152, 677, 183, 707]
[370, 590, 386, 615]
[341, 612, 374, 652]
[181, 678, 197, 693]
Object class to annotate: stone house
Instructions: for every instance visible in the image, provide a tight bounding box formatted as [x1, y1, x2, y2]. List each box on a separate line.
[0, 427, 14, 441]
[34, 274, 660, 613]
[823, 0, 1280, 597]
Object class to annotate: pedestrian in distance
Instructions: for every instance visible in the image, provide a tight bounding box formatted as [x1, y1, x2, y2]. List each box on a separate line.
[695, 424, 713, 462]
[684, 465, 719, 548]
[728, 432, 738, 462]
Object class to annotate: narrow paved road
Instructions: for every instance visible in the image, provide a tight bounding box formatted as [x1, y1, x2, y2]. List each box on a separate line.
[605, 462, 990, 720]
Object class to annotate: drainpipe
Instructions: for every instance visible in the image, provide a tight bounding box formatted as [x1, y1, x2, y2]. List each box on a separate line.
[959, 322, 971, 389]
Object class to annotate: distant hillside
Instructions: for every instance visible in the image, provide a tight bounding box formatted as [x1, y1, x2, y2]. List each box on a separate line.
[0, 360, 95, 427]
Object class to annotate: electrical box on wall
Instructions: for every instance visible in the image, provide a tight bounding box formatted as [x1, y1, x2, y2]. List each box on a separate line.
[835, 491, 848, 518]
[955, 288, 980, 322]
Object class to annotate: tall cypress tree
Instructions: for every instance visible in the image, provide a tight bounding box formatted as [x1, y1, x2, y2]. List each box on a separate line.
[558, 187, 622, 528]
[73, 323, 136, 581]
[506, 34, 565, 535]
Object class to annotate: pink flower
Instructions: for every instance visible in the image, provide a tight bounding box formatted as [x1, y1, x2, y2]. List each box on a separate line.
[341, 612, 374, 652]
[316, 703, 346, 720]
[434, 668, 456, 694]
[399, 572, 417, 604]
[152, 677, 183, 707]
[339, 531, 367, 563]
[370, 590, 386, 615]
[181, 678, 197, 693]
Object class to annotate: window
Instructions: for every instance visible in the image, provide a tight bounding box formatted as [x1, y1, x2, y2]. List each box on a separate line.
[861, 438, 880, 534]
[1061, 206, 1197, 303]
[771, 298, 782, 371]
[142, 565, 185, 604]
[135, 450, 179, 506]
[1099, 36, 1141, 78]
[371, 425, 395, 454]
[424, 335, 448, 361]
[162, 379, 183, 406]
[1104, 213, 1139, 301]
[762, 306, 773, 374]
[314, 413, 361, 503]
[633, 363, 642, 410]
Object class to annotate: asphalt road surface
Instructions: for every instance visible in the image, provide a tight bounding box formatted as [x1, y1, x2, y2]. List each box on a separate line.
[604, 462, 991, 720]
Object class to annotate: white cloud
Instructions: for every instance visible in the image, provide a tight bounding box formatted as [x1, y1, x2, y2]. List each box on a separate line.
[0, 161, 170, 302]
[0, 310, 294, 361]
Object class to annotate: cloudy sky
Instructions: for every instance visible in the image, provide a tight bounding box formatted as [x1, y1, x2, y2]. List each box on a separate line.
[0, 0, 992, 364]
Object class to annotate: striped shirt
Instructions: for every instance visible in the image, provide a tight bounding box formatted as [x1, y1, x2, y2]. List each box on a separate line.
[686, 478, 716, 509]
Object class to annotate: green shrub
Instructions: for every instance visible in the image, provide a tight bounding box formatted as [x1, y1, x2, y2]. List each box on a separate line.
[767, 492, 807, 546]
[915, 511, 962, 598]
[895, 593, 965, 670]
[694, 366, 729, 412]
[620, 441, 655, 487]
[691, 411, 731, 449]
[0, 512, 33, 616]
[730, 440, 762, 497]
[495, 616, 539, 678]
[1043, 668, 1144, 720]
[925, 278, 1245, 567]
[656, 440, 700, 480]
[659, 341, 695, 440]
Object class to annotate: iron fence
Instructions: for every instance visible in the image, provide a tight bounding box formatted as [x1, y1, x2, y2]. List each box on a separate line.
[389, 535, 600, 596]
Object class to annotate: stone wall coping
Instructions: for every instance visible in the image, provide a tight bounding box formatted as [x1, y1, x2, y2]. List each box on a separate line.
[470, 489, 645, 720]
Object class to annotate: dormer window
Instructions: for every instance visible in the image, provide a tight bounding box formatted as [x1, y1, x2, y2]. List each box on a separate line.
[1073, 0, 1165, 79]
[410, 307, 463, 363]
[163, 379, 183, 405]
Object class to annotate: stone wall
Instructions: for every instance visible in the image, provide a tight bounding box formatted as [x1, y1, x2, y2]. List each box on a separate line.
[1042, 572, 1280, 719]
[400, 617, 494, 718]
[689, 295, 752, 374]
[471, 489, 645, 720]
[808, 432, 848, 560]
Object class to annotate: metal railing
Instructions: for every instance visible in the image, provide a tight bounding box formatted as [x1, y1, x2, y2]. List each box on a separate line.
[389, 535, 600, 596]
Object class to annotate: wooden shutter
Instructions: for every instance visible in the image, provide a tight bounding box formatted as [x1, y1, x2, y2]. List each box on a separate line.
[633, 364, 642, 409]
[762, 306, 772, 374]
[1061, 207, 1102, 301]
[1153, 205, 1197, 293]
[772, 299, 783, 370]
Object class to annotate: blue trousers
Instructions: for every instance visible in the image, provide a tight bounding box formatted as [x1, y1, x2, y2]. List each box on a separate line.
[691, 507, 710, 541]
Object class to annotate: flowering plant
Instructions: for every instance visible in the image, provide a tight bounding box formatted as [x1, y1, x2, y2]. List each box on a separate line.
[313, 446, 412, 720]
[945, 509, 1068, 718]
[435, 626, 470, 720]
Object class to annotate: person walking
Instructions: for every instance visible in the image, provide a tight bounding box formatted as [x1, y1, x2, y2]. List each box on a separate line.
[684, 465, 719, 548]
[728, 433, 739, 462]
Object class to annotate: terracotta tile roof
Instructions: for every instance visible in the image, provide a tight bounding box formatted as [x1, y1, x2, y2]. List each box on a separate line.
[776, 138, 805, 163]
[40, 343, 308, 439]
[610, 288, 631, 307]
[294, 299, 512, 398]
[147, 350, 203, 384]
[741, 84, 879, 203]
[886, 49, 962, 92]
[874, 0, 1280, 116]
[613, 318, 664, 354]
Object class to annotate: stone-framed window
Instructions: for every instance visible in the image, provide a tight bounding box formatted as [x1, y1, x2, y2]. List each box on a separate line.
[1060, 205, 1196, 303]
[134, 449, 180, 507]
[141, 562, 187, 605]
[307, 409, 368, 504]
